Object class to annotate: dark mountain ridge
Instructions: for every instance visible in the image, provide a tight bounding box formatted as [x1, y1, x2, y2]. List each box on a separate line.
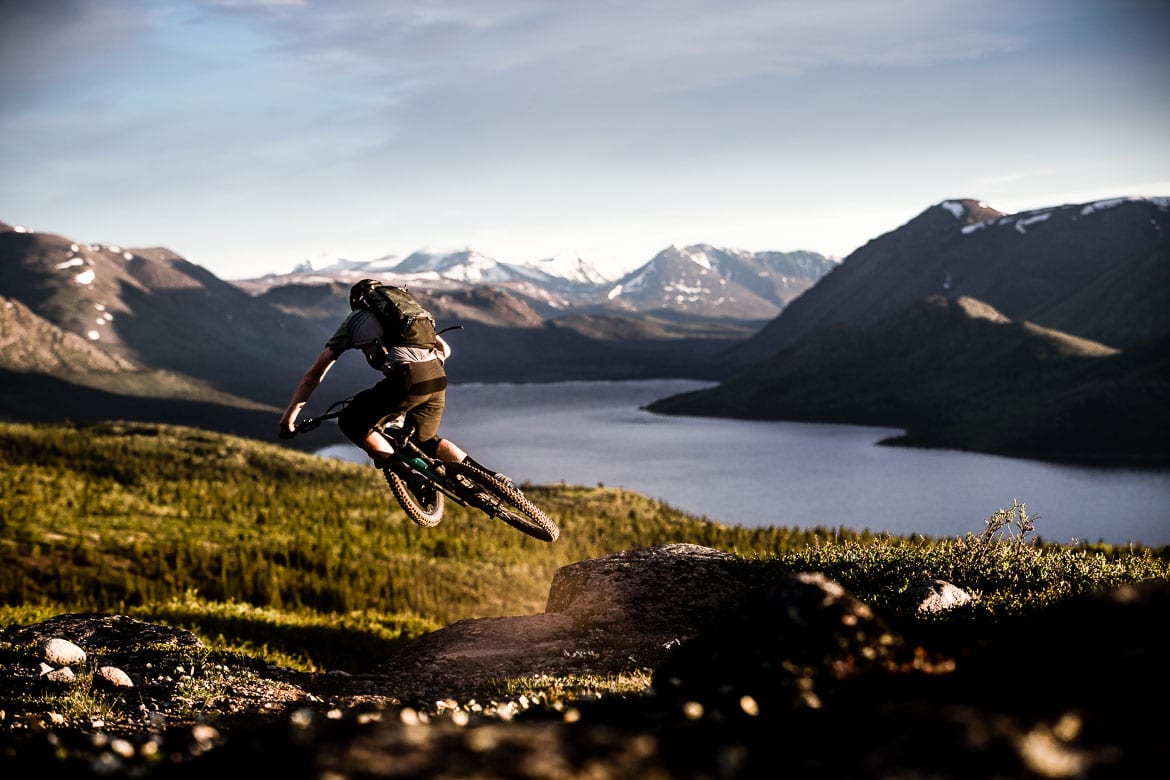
[650, 295, 1170, 462]
[726, 197, 1170, 368]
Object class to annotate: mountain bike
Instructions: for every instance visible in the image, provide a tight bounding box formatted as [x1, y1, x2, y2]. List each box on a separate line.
[290, 398, 560, 543]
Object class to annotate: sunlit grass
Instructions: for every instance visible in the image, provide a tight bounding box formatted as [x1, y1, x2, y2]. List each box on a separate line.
[2, 420, 1167, 675]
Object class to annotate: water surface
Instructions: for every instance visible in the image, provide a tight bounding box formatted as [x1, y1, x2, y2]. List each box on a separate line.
[318, 379, 1170, 547]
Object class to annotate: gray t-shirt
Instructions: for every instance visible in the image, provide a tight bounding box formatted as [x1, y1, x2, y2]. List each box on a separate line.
[326, 309, 439, 372]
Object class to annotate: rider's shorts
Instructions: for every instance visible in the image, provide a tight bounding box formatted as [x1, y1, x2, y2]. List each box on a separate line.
[338, 358, 448, 446]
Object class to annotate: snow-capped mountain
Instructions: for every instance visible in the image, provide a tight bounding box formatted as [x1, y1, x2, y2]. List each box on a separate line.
[275, 247, 612, 290]
[289, 252, 402, 276]
[603, 244, 838, 318]
[250, 241, 836, 319]
[521, 253, 616, 285]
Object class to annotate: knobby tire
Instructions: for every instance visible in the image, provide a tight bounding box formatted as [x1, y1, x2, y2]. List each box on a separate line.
[453, 462, 560, 543]
[384, 467, 445, 528]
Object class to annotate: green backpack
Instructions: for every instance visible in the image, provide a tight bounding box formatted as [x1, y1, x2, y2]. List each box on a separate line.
[354, 281, 437, 349]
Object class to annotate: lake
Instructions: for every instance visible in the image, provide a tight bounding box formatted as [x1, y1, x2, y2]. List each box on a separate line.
[317, 379, 1170, 547]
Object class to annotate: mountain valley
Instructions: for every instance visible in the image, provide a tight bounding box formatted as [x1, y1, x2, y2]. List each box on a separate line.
[2, 195, 1167, 463]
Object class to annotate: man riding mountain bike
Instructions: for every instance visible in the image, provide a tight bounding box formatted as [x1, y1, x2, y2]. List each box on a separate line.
[278, 279, 504, 492]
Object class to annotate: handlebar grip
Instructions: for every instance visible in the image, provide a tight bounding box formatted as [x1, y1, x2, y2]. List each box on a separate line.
[284, 417, 319, 438]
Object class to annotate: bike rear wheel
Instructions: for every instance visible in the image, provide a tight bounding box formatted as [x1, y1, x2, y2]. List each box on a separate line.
[384, 467, 445, 528]
[451, 462, 559, 543]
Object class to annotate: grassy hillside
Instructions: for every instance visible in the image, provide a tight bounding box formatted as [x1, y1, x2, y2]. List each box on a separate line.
[2, 419, 1166, 672]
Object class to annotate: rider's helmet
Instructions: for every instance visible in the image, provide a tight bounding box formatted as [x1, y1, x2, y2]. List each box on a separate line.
[349, 279, 381, 311]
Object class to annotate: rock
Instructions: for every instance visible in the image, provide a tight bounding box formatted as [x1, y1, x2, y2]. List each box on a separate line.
[2, 613, 204, 653]
[906, 579, 973, 614]
[96, 666, 134, 688]
[44, 667, 76, 684]
[41, 637, 85, 666]
[545, 543, 748, 634]
[376, 545, 755, 706]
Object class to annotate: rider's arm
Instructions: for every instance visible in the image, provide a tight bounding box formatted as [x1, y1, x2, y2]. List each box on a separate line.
[279, 346, 338, 434]
[436, 335, 452, 362]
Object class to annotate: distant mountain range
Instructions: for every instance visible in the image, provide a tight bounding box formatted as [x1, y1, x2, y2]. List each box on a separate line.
[650, 196, 1170, 462]
[0, 221, 826, 444]
[2, 195, 1167, 462]
[244, 242, 837, 320]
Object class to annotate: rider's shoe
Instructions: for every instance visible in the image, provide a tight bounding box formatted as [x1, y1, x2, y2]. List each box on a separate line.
[463, 456, 514, 490]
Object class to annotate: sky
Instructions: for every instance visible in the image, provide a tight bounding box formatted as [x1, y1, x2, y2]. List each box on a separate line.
[2, 1, 1168, 280]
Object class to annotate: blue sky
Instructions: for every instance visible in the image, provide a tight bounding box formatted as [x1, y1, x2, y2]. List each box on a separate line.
[2, 0, 1168, 280]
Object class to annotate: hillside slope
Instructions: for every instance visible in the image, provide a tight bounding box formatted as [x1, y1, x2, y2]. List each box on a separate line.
[649, 295, 1170, 462]
[725, 197, 1170, 367]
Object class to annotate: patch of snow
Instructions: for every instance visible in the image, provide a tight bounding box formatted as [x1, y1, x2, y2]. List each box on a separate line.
[71, 243, 80, 252]
[960, 222, 987, 235]
[13, 225, 31, 233]
[56, 258, 85, 269]
[1082, 195, 1170, 215]
[1014, 212, 1052, 234]
[1080, 198, 1130, 216]
[664, 282, 707, 295]
[109, 245, 121, 253]
[940, 201, 966, 219]
[681, 246, 714, 271]
[523, 253, 613, 284]
[122, 251, 133, 260]
[87, 330, 100, 340]
[622, 269, 650, 293]
[95, 303, 106, 312]
[75, 269, 96, 285]
[606, 284, 624, 300]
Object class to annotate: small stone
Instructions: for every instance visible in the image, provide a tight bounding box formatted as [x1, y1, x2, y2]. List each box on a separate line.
[42, 637, 86, 666]
[907, 579, 973, 614]
[45, 667, 77, 684]
[97, 666, 134, 688]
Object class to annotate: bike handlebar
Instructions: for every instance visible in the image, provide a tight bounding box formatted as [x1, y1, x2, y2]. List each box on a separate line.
[283, 398, 348, 439]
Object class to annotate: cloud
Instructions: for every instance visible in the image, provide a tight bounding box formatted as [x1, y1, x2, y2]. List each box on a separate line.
[0, 0, 153, 106]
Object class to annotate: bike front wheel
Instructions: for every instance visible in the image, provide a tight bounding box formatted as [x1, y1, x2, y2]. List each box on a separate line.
[450, 462, 559, 543]
[384, 467, 445, 528]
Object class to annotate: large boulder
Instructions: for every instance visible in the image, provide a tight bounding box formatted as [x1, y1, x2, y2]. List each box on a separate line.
[375, 544, 756, 705]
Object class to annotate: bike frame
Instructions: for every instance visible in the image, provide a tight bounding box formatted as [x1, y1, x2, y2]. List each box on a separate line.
[292, 396, 561, 543]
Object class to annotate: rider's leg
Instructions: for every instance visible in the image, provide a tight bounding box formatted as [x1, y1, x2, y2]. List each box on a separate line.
[362, 430, 395, 466]
[338, 378, 405, 468]
[428, 438, 513, 487]
[434, 437, 467, 463]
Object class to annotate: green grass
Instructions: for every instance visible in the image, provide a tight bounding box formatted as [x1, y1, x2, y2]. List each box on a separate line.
[2, 419, 1167, 674]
